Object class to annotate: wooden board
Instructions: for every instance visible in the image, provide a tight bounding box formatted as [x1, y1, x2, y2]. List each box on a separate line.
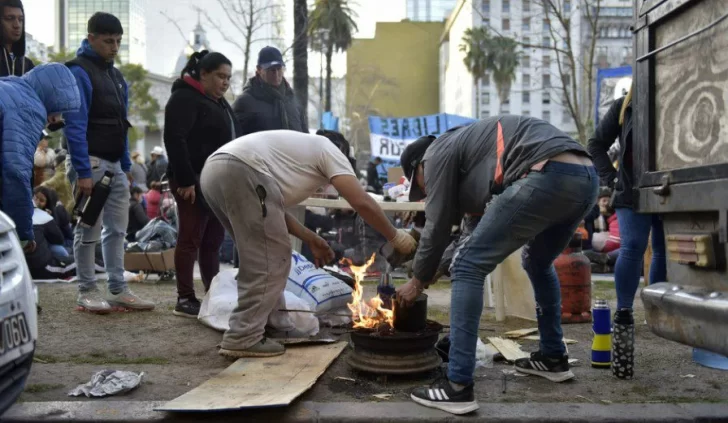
[157, 342, 347, 412]
[487, 337, 529, 362]
[521, 335, 578, 345]
[504, 328, 539, 338]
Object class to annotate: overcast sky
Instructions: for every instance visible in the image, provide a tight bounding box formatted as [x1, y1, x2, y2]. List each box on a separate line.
[24, 0, 406, 77]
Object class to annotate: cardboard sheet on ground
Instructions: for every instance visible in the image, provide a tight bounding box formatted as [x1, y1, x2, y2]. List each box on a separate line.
[157, 342, 347, 412]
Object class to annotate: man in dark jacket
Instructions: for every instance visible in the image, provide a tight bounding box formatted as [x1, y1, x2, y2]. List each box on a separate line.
[127, 186, 149, 241]
[64, 12, 154, 313]
[395, 116, 598, 415]
[233, 46, 308, 135]
[146, 146, 167, 187]
[367, 157, 383, 193]
[0, 0, 33, 77]
[25, 207, 77, 280]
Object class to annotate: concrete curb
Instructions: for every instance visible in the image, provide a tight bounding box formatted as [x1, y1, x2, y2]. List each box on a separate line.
[2, 401, 728, 422]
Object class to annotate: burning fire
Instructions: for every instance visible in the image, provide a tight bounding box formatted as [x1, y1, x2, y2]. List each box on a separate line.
[344, 253, 394, 329]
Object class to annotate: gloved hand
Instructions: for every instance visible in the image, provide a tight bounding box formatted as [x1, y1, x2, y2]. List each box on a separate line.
[389, 229, 417, 255]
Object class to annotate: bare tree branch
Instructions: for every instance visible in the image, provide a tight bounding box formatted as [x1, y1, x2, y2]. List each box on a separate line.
[160, 11, 194, 51]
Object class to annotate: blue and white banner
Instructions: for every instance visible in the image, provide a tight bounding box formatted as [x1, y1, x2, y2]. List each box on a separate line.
[595, 66, 632, 125]
[368, 113, 476, 163]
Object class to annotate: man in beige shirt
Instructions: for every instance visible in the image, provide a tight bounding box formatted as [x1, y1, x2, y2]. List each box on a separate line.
[201, 130, 417, 358]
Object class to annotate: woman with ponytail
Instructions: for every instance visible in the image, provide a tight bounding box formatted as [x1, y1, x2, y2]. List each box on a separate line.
[587, 85, 667, 380]
[164, 50, 241, 318]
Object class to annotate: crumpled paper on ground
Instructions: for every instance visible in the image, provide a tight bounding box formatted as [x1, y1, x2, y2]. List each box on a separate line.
[68, 370, 144, 398]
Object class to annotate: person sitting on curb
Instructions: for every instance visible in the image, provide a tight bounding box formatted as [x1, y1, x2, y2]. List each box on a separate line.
[396, 116, 597, 415]
[127, 185, 149, 241]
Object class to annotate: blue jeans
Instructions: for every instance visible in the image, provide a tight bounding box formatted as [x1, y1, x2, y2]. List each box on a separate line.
[448, 162, 599, 385]
[614, 208, 666, 309]
[73, 157, 129, 293]
[50, 244, 70, 260]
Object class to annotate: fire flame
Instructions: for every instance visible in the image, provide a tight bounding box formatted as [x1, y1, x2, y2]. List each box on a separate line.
[344, 253, 394, 329]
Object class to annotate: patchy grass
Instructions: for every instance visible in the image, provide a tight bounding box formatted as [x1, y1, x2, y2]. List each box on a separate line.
[35, 353, 170, 366]
[593, 280, 616, 301]
[23, 383, 64, 394]
[427, 306, 450, 325]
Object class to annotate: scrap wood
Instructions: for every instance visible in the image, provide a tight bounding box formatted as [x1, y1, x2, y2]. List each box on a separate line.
[504, 328, 538, 338]
[521, 335, 578, 344]
[487, 337, 529, 362]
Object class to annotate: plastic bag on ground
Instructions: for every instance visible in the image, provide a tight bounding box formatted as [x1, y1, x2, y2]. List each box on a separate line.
[68, 370, 144, 398]
[475, 338, 496, 369]
[198, 268, 319, 336]
[286, 251, 353, 313]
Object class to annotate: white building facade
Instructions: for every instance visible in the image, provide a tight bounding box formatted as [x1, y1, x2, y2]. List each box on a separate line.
[26, 33, 49, 63]
[407, 0, 459, 22]
[441, 0, 632, 135]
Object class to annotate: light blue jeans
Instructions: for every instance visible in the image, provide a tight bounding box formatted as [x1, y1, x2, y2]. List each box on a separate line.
[448, 162, 599, 385]
[73, 157, 129, 293]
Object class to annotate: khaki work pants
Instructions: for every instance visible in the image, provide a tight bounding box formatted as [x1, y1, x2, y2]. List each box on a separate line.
[200, 154, 292, 350]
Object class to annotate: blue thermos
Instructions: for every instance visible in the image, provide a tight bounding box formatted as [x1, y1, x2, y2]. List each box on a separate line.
[591, 299, 612, 368]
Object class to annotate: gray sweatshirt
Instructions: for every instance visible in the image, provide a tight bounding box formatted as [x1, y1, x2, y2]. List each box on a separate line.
[412, 115, 588, 282]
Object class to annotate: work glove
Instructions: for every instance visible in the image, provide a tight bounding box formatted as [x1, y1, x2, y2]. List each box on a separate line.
[389, 229, 417, 255]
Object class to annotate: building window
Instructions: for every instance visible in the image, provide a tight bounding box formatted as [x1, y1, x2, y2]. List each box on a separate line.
[481, 74, 490, 85]
[522, 18, 530, 31]
[543, 110, 551, 122]
[523, 0, 530, 12]
[483, 18, 490, 27]
[481, 92, 490, 104]
[523, 110, 530, 116]
[503, 0, 510, 13]
[562, 109, 571, 123]
[502, 19, 510, 30]
[522, 55, 530, 68]
[543, 55, 551, 68]
[542, 92, 550, 104]
[542, 36, 550, 47]
[543, 74, 551, 88]
[481, 110, 491, 118]
[482, 0, 490, 14]
[562, 73, 571, 87]
[564, 1, 571, 13]
[522, 91, 530, 103]
[523, 74, 531, 86]
[543, 19, 550, 33]
[523, 36, 531, 46]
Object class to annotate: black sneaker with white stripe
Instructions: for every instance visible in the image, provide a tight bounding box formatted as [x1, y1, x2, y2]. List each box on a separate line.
[514, 351, 575, 382]
[410, 377, 479, 415]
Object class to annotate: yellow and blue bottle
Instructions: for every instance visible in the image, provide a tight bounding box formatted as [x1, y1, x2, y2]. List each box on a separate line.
[591, 299, 612, 368]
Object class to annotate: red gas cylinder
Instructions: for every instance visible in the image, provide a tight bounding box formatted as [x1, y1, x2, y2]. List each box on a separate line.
[555, 232, 592, 323]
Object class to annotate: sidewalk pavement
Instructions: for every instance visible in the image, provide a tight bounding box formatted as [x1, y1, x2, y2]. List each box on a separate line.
[3, 401, 728, 422]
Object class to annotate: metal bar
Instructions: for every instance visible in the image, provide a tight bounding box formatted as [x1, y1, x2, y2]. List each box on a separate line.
[636, 10, 728, 62]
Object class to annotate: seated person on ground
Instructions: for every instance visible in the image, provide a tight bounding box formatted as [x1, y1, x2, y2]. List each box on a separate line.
[591, 190, 620, 254]
[25, 207, 77, 280]
[128, 186, 150, 241]
[33, 186, 73, 258]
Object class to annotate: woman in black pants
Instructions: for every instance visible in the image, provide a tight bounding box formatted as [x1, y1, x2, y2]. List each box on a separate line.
[164, 50, 241, 317]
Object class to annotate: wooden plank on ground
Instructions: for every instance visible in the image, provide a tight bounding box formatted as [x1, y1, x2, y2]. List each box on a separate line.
[487, 337, 529, 362]
[504, 328, 539, 338]
[156, 342, 347, 412]
[521, 335, 578, 344]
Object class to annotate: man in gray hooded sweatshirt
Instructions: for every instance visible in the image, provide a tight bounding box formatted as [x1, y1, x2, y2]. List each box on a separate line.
[396, 115, 598, 415]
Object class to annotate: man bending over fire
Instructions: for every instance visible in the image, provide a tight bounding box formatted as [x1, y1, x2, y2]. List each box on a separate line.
[396, 116, 598, 415]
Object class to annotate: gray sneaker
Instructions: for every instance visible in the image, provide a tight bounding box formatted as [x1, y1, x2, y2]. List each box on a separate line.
[106, 288, 155, 311]
[219, 338, 285, 358]
[77, 289, 112, 314]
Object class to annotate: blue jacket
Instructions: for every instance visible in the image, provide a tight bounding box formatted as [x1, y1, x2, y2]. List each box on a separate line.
[64, 39, 132, 179]
[0, 63, 81, 241]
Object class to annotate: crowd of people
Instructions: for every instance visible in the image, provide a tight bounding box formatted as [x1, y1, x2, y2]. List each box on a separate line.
[1, 0, 671, 417]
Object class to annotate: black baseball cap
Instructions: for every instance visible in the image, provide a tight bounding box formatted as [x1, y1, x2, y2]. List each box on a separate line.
[401, 135, 436, 202]
[258, 46, 284, 69]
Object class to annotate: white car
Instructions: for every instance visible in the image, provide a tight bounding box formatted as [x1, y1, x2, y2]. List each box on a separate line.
[0, 211, 38, 416]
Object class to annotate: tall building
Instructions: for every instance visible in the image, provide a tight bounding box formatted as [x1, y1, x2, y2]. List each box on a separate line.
[26, 33, 49, 63]
[406, 0, 458, 22]
[440, 0, 632, 135]
[56, 0, 147, 67]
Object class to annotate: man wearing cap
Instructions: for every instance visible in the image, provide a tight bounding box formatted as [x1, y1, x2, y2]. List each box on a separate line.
[396, 116, 598, 415]
[146, 146, 167, 188]
[232, 46, 308, 135]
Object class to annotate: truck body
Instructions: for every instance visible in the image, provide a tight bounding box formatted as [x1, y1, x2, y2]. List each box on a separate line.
[633, 0, 728, 356]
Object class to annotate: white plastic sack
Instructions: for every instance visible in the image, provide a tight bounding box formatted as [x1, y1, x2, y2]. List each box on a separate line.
[286, 251, 353, 313]
[198, 268, 319, 336]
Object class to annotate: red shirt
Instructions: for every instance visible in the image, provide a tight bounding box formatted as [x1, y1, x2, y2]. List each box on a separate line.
[145, 189, 161, 219]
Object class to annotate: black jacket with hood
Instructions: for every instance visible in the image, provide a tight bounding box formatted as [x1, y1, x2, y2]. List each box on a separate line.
[0, 0, 34, 77]
[232, 75, 308, 136]
[164, 76, 241, 188]
[587, 96, 634, 209]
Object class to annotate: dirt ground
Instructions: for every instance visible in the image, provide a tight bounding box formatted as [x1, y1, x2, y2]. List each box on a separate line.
[19, 278, 728, 406]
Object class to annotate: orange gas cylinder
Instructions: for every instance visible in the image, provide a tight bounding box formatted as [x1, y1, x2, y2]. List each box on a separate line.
[555, 232, 592, 323]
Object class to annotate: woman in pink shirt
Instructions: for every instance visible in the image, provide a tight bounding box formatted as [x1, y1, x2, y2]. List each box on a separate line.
[145, 182, 161, 219]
